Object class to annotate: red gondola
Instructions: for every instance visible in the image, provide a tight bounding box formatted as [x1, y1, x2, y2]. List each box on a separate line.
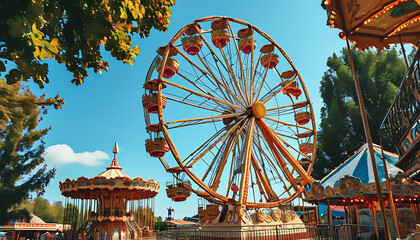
[182, 36, 203, 55]
[238, 38, 256, 54]
[156, 58, 179, 79]
[166, 181, 191, 202]
[294, 112, 311, 125]
[299, 143, 314, 154]
[261, 53, 279, 69]
[145, 137, 169, 157]
[142, 93, 166, 114]
[211, 30, 230, 48]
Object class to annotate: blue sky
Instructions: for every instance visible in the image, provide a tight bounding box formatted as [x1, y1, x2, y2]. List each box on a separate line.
[29, 1, 348, 220]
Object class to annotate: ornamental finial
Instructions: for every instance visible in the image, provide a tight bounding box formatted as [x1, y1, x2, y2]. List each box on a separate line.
[113, 142, 119, 159]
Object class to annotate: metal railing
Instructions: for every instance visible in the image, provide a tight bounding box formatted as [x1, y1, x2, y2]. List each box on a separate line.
[156, 224, 415, 240]
[381, 43, 420, 162]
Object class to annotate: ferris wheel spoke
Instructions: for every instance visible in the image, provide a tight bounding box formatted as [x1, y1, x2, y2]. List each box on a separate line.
[253, 64, 270, 102]
[176, 71, 217, 99]
[266, 101, 309, 112]
[260, 80, 295, 104]
[226, 20, 249, 105]
[174, 46, 237, 105]
[186, 117, 248, 168]
[238, 117, 255, 205]
[201, 133, 232, 184]
[219, 48, 248, 106]
[273, 131, 299, 140]
[250, 153, 279, 202]
[255, 119, 300, 191]
[196, 54, 245, 107]
[192, 24, 243, 104]
[252, 131, 291, 197]
[278, 185, 293, 198]
[209, 133, 236, 191]
[192, 24, 229, 73]
[164, 113, 243, 129]
[264, 116, 313, 132]
[256, 119, 313, 185]
[253, 172, 268, 202]
[225, 120, 249, 198]
[275, 134, 312, 160]
[164, 92, 225, 114]
[249, 33, 256, 103]
[162, 79, 245, 112]
[165, 96, 225, 114]
[184, 127, 226, 168]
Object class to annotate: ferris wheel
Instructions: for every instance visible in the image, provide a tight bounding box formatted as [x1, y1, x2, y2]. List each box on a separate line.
[143, 16, 316, 209]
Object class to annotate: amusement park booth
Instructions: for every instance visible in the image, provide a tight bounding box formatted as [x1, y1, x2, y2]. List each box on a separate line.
[0, 213, 63, 240]
[59, 143, 159, 240]
[305, 143, 420, 239]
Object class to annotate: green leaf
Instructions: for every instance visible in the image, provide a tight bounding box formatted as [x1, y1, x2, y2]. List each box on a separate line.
[6, 17, 28, 38]
[5, 69, 21, 84]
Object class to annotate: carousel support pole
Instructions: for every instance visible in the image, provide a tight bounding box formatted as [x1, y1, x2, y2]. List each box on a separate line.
[345, 39, 391, 240]
[370, 203, 380, 240]
[328, 201, 333, 225]
[399, 35, 409, 69]
[379, 132, 400, 239]
[316, 205, 320, 225]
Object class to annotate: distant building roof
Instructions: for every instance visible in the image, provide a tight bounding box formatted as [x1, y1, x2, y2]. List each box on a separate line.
[183, 216, 199, 223]
[165, 219, 196, 227]
[29, 213, 45, 224]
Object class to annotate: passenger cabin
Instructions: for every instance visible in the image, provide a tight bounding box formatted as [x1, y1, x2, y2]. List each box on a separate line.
[166, 180, 192, 202]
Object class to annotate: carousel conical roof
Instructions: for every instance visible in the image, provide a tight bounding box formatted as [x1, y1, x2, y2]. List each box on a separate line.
[95, 158, 130, 179]
[321, 143, 401, 188]
[59, 142, 159, 200]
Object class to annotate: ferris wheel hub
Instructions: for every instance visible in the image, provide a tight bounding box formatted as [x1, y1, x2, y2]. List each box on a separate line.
[251, 101, 266, 119]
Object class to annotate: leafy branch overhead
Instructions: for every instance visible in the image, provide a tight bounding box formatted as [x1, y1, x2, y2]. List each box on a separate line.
[0, 0, 176, 87]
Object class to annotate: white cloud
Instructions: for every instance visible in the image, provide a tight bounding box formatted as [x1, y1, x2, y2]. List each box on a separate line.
[44, 144, 109, 166]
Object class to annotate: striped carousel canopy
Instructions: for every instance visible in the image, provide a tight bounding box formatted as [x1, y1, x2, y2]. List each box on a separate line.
[321, 143, 402, 188]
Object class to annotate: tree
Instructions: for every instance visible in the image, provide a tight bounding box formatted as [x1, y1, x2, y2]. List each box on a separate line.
[0, 80, 59, 224]
[0, 0, 175, 87]
[52, 201, 64, 223]
[311, 47, 406, 180]
[33, 197, 55, 222]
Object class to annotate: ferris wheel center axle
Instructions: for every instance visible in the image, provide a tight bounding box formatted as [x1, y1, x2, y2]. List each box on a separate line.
[250, 101, 267, 119]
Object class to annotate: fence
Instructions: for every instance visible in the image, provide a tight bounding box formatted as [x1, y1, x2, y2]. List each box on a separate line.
[156, 224, 413, 240]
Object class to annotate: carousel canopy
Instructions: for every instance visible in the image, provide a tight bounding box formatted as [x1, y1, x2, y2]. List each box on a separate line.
[322, 0, 420, 50]
[321, 143, 402, 188]
[59, 142, 160, 200]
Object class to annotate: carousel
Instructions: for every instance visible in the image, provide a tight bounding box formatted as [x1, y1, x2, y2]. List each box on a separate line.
[59, 142, 159, 240]
[142, 16, 317, 237]
[305, 143, 420, 239]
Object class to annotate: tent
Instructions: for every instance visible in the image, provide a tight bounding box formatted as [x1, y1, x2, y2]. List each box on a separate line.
[305, 143, 420, 203]
[321, 143, 402, 188]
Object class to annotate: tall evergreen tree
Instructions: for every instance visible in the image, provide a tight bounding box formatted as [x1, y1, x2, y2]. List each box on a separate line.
[0, 80, 60, 224]
[312, 47, 406, 180]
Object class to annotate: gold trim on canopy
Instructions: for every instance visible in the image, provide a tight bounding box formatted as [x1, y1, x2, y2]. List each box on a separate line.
[323, 0, 420, 50]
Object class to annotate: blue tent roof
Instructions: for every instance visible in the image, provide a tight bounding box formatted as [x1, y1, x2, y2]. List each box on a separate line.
[321, 143, 402, 188]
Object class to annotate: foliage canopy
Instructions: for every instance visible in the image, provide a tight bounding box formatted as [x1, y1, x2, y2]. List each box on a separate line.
[0, 81, 61, 224]
[312, 47, 406, 180]
[0, 0, 175, 87]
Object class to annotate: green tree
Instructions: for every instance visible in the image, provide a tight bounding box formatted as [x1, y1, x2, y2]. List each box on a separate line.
[33, 197, 55, 222]
[0, 0, 175, 87]
[52, 201, 64, 223]
[0, 80, 59, 224]
[312, 47, 406, 180]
